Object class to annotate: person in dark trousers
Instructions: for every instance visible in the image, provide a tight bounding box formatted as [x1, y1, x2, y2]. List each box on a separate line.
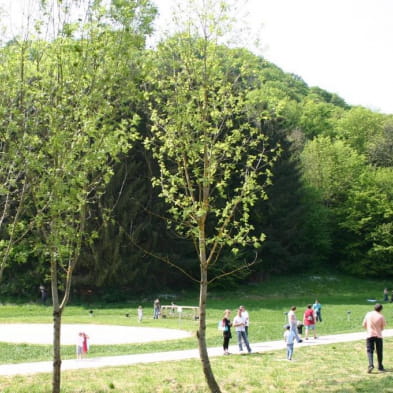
[383, 288, 389, 302]
[222, 309, 232, 355]
[362, 303, 387, 373]
[39, 285, 47, 305]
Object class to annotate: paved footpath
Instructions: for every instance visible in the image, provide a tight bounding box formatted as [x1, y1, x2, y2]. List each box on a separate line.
[1, 329, 393, 376]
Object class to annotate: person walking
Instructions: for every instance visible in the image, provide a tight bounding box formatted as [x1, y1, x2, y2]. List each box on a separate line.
[303, 304, 317, 339]
[312, 299, 322, 322]
[240, 305, 249, 337]
[221, 309, 232, 355]
[153, 298, 161, 319]
[362, 303, 387, 373]
[287, 306, 303, 343]
[233, 307, 252, 354]
[284, 324, 295, 360]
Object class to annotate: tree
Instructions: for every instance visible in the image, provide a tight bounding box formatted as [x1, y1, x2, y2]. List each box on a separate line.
[300, 136, 366, 206]
[333, 106, 384, 154]
[1, 1, 155, 392]
[144, 1, 279, 391]
[338, 167, 393, 275]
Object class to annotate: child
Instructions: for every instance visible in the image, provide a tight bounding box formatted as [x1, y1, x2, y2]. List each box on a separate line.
[284, 324, 295, 360]
[82, 332, 89, 356]
[76, 332, 84, 359]
[137, 305, 143, 323]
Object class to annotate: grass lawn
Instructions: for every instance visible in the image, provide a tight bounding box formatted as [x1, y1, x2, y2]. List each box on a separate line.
[0, 272, 392, 392]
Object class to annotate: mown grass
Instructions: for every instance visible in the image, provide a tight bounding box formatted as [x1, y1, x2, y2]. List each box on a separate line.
[0, 272, 392, 392]
[1, 339, 393, 392]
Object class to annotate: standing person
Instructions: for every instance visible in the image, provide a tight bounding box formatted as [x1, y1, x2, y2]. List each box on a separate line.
[312, 299, 322, 322]
[362, 303, 387, 373]
[383, 288, 389, 302]
[137, 305, 143, 323]
[222, 309, 232, 355]
[39, 285, 47, 305]
[240, 305, 249, 337]
[287, 306, 303, 343]
[76, 332, 84, 360]
[303, 304, 317, 340]
[233, 307, 252, 354]
[82, 332, 89, 357]
[284, 324, 295, 360]
[153, 298, 161, 319]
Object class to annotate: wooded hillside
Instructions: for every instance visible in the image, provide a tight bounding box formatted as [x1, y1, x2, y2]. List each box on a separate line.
[1, 0, 392, 300]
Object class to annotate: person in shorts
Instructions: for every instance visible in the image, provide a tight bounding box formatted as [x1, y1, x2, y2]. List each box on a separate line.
[303, 304, 317, 339]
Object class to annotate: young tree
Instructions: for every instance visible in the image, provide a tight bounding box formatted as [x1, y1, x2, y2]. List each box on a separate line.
[145, 1, 279, 391]
[1, 1, 156, 392]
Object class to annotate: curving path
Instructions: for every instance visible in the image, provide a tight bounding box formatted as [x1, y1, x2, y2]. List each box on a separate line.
[1, 328, 393, 376]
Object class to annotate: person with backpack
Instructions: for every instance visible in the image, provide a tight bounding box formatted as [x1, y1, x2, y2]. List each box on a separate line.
[303, 304, 317, 340]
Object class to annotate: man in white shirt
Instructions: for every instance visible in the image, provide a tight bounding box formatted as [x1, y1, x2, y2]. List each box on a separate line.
[240, 305, 249, 337]
[233, 307, 252, 353]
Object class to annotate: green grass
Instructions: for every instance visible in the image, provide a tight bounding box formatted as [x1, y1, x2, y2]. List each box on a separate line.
[1, 339, 393, 392]
[0, 272, 392, 392]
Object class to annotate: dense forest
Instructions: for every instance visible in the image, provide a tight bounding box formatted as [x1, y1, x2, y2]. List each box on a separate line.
[1, 0, 392, 300]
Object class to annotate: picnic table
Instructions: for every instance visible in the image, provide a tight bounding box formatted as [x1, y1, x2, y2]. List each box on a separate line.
[160, 305, 200, 320]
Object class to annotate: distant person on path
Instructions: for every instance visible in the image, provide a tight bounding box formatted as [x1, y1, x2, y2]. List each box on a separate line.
[39, 285, 47, 305]
[82, 332, 89, 356]
[153, 298, 161, 319]
[222, 309, 232, 355]
[76, 332, 89, 359]
[137, 305, 143, 323]
[312, 299, 322, 322]
[284, 324, 295, 360]
[383, 288, 389, 302]
[233, 307, 252, 353]
[240, 305, 249, 337]
[303, 304, 317, 340]
[362, 303, 386, 373]
[287, 306, 303, 343]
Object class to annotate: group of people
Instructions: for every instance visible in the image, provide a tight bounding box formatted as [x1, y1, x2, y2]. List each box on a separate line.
[221, 305, 251, 355]
[284, 301, 322, 360]
[220, 299, 387, 374]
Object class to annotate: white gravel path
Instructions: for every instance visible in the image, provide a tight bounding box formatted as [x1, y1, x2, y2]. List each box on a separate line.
[0, 323, 192, 345]
[1, 327, 393, 377]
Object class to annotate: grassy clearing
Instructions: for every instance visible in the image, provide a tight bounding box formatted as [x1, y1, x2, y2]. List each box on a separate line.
[0, 272, 392, 392]
[0, 273, 391, 364]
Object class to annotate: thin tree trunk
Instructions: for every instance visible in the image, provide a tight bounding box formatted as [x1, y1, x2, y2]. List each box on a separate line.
[52, 307, 62, 393]
[198, 261, 221, 392]
[51, 253, 62, 393]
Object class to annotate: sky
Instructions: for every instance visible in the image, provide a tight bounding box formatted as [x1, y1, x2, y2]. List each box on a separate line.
[152, 0, 393, 115]
[1, 0, 392, 114]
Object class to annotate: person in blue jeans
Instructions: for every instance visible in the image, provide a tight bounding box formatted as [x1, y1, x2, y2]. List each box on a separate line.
[312, 300, 322, 322]
[233, 307, 252, 353]
[284, 324, 295, 360]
